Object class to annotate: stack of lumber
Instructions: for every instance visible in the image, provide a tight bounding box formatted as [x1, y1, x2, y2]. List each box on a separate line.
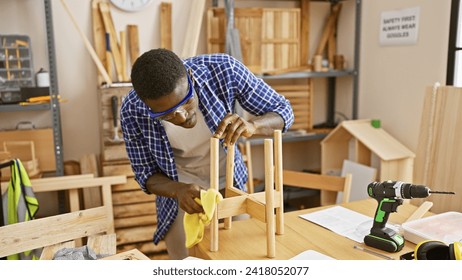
[91, 0, 139, 85]
[98, 86, 168, 259]
[413, 85, 462, 213]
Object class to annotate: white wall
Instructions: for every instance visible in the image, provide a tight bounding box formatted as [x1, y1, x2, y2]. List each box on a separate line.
[359, 0, 451, 151]
[0, 0, 452, 172]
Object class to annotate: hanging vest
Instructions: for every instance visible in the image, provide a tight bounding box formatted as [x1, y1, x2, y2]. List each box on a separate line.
[1, 159, 40, 260]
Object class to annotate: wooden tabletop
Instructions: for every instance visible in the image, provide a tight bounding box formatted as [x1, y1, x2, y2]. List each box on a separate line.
[190, 199, 431, 260]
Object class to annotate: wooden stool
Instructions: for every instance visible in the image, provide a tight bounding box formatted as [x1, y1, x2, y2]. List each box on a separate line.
[208, 130, 284, 258]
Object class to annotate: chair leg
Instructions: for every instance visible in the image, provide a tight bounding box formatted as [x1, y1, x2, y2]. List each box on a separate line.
[224, 144, 234, 229]
[264, 139, 275, 258]
[210, 138, 219, 252]
[274, 130, 284, 235]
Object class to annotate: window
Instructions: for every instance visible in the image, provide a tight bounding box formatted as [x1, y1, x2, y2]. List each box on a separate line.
[447, 0, 462, 86]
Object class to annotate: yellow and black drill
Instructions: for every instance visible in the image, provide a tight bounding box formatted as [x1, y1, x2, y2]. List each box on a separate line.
[364, 180, 455, 253]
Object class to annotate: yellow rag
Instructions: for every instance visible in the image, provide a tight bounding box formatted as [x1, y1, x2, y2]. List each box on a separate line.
[183, 189, 223, 248]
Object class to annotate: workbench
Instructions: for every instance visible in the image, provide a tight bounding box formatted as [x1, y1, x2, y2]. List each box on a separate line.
[189, 199, 431, 260]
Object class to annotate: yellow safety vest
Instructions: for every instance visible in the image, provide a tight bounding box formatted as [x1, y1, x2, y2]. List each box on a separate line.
[2, 159, 40, 260]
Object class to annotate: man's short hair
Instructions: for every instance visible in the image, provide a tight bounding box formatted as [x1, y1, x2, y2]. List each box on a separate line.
[131, 48, 186, 100]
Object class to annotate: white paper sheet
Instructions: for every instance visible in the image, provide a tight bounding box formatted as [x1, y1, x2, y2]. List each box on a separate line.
[290, 250, 336, 260]
[299, 206, 373, 243]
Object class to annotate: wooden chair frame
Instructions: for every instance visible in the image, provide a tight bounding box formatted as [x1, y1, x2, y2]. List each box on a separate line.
[282, 169, 353, 206]
[208, 130, 284, 258]
[0, 174, 126, 259]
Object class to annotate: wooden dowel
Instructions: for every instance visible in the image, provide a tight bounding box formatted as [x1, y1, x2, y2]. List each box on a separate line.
[127, 25, 140, 65]
[274, 130, 284, 235]
[264, 139, 275, 258]
[226, 144, 235, 190]
[245, 141, 254, 194]
[119, 30, 128, 82]
[210, 137, 219, 252]
[160, 2, 172, 50]
[224, 144, 235, 229]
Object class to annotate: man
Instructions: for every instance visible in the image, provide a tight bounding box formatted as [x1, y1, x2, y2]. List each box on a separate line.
[120, 48, 294, 259]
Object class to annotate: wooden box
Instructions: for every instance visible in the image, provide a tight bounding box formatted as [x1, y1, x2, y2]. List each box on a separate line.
[2, 141, 40, 178]
[0, 128, 55, 172]
[207, 7, 301, 74]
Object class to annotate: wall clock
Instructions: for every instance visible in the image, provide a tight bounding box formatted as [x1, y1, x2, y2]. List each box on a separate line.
[110, 0, 154, 12]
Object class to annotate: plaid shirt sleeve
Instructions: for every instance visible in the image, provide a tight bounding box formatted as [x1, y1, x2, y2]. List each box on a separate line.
[230, 57, 294, 132]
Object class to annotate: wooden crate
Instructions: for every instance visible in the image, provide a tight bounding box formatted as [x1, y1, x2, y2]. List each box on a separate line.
[2, 141, 40, 179]
[207, 7, 301, 74]
[270, 81, 313, 131]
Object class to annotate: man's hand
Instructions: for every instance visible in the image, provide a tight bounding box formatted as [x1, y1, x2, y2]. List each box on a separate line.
[213, 113, 256, 147]
[176, 183, 204, 214]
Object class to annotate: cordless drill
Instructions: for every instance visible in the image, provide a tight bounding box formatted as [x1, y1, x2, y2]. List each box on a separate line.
[364, 180, 455, 253]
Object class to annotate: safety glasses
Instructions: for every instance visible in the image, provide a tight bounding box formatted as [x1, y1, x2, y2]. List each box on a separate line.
[147, 74, 194, 121]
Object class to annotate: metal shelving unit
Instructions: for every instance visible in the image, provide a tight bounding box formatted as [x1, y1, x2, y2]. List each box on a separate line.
[0, 0, 64, 176]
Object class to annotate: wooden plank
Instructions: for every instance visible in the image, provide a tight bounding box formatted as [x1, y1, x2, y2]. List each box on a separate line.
[300, 0, 310, 66]
[271, 80, 312, 131]
[113, 202, 156, 218]
[114, 214, 157, 229]
[80, 153, 101, 209]
[117, 240, 167, 255]
[99, 1, 123, 82]
[112, 177, 140, 192]
[181, 0, 206, 58]
[0, 207, 109, 258]
[327, 3, 339, 68]
[115, 224, 157, 245]
[100, 248, 150, 260]
[87, 233, 117, 256]
[217, 196, 248, 219]
[102, 163, 134, 177]
[91, 0, 107, 85]
[112, 189, 155, 205]
[102, 144, 129, 162]
[160, 2, 172, 50]
[80, 154, 99, 177]
[315, 3, 342, 56]
[127, 25, 139, 65]
[40, 240, 75, 260]
[26, 175, 126, 193]
[414, 86, 462, 213]
[119, 30, 128, 82]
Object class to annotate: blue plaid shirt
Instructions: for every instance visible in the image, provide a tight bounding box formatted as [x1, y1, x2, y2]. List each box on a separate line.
[120, 53, 294, 244]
